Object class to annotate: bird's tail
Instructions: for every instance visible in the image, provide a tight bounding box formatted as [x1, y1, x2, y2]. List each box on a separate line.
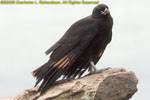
[32, 64, 45, 78]
[32, 50, 84, 94]
[32, 60, 70, 94]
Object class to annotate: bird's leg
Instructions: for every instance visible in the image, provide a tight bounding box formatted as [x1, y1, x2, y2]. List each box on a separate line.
[89, 61, 98, 74]
[90, 61, 97, 72]
[89, 66, 93, 74]
[89, 61, 112, 75]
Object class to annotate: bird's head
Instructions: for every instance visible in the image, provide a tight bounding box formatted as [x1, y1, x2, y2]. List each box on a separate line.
[92, 4, 110, 18]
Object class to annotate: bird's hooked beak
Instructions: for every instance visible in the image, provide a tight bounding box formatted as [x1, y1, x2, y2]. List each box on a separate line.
[101, 8, 109, 15]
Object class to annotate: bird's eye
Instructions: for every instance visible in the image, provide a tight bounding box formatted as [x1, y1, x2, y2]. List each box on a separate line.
[101, 8, 106, 12]
[100, 9, 105, 13]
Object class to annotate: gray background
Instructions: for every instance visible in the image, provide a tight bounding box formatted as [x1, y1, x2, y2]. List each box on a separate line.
[0, 0, 149, 99]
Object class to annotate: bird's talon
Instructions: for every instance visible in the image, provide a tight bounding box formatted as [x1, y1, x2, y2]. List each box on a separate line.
[95, 67, 112, 73]
[89, 67, 111, 75]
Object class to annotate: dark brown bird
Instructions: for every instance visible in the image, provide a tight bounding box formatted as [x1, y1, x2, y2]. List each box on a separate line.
[32, 4, 113, 94]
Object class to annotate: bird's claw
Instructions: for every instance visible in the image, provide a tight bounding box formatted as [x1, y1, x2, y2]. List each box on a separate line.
[89, 67, 112, 75]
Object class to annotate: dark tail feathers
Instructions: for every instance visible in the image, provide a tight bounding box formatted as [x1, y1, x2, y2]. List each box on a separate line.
[32, 61, 69, 94]
[32, 64, 45, 78]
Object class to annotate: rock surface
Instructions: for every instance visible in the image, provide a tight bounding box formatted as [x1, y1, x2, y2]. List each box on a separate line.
[0, 67, 138, 100]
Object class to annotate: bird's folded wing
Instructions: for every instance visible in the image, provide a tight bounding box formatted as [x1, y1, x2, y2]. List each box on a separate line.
[35, 17, 99, 93]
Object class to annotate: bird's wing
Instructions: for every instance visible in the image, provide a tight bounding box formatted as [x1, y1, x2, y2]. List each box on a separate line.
[45, 42, 61, 55]
[34, 17, 99, 93]
[45, 16, 96, 56]
[50, 18, 98, 61]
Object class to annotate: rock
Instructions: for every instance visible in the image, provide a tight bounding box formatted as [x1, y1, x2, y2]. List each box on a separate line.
[0, 67, 138, 100]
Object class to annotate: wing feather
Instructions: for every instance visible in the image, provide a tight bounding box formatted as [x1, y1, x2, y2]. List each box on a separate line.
[33, 16, 99, 94]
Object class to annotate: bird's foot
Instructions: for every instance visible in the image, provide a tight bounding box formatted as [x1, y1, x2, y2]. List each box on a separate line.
[88, 61, 111, 75]
[89, 67, 112, 75]
[94, 67, 111, 74]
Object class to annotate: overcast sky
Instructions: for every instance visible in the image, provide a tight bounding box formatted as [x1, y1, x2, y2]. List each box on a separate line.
[0, 0, 150, 99]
